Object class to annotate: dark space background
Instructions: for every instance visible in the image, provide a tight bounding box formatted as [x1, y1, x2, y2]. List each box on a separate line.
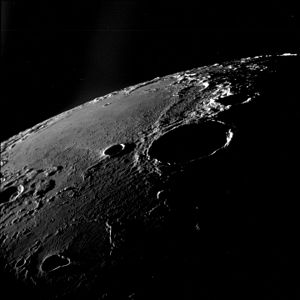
[1, 0, 299, 142]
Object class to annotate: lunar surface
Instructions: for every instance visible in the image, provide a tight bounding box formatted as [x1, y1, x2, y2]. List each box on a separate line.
[1, 54, 299, 299]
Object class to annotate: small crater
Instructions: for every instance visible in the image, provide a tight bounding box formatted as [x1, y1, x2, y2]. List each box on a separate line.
[0, 234, 8, 244]
[103, 143, 135, 158]
[17, 185, 24, 196]
[104, 144, 125, 156]
[147, 191, 170, 217]
[15, 257, 26, 269]
[148, 121, 230, 164]
[40, 254, 70, 273]
[103, 102, 111, 107]
[156, 190, 165, 200]
[0, 186, 19, 204]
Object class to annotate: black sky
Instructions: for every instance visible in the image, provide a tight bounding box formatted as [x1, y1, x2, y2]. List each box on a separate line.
[1, 0, 299, 141]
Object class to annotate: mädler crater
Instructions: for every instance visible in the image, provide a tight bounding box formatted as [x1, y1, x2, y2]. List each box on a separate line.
[0, 54, 299, 300]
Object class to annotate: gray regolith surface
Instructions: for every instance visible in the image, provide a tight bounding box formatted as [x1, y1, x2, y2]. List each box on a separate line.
[0, 53, 299, 299]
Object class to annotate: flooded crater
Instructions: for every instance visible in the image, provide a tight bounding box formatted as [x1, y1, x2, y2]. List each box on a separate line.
[148, 121, 231, 164]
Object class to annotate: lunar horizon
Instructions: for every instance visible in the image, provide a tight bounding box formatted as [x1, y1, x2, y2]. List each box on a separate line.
[1, 53, 299, 299]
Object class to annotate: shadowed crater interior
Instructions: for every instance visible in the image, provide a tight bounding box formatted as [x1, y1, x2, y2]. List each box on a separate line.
[148, 121, 229, 163]
[105, 144, 125, 156]
[104, 144, 125, 156]
[0, 186, 19, 204]
[216, 93, 248, 105]
[41, 254, 70, 273]
[104, 143, 135, 157]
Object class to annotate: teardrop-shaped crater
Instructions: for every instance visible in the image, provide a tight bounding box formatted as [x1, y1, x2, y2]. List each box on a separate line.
[104, 144, 125, 156]
[148, 121, 231, 164]
[40, 254, 70, 273]
[103, 143, 135, 158]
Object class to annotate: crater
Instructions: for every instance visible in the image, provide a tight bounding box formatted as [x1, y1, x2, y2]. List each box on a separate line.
[15, 257, 26, 269]
[40, 254, 70, 273]
[216, 93, 250, 106]
[104, 143, 135, 157]
[104, 144, 125, 156]
[148, 121, 230, 164]
[0, 186, 19, 204]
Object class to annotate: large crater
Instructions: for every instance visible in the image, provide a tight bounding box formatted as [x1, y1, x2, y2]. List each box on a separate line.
[148, 121, 230, 164]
